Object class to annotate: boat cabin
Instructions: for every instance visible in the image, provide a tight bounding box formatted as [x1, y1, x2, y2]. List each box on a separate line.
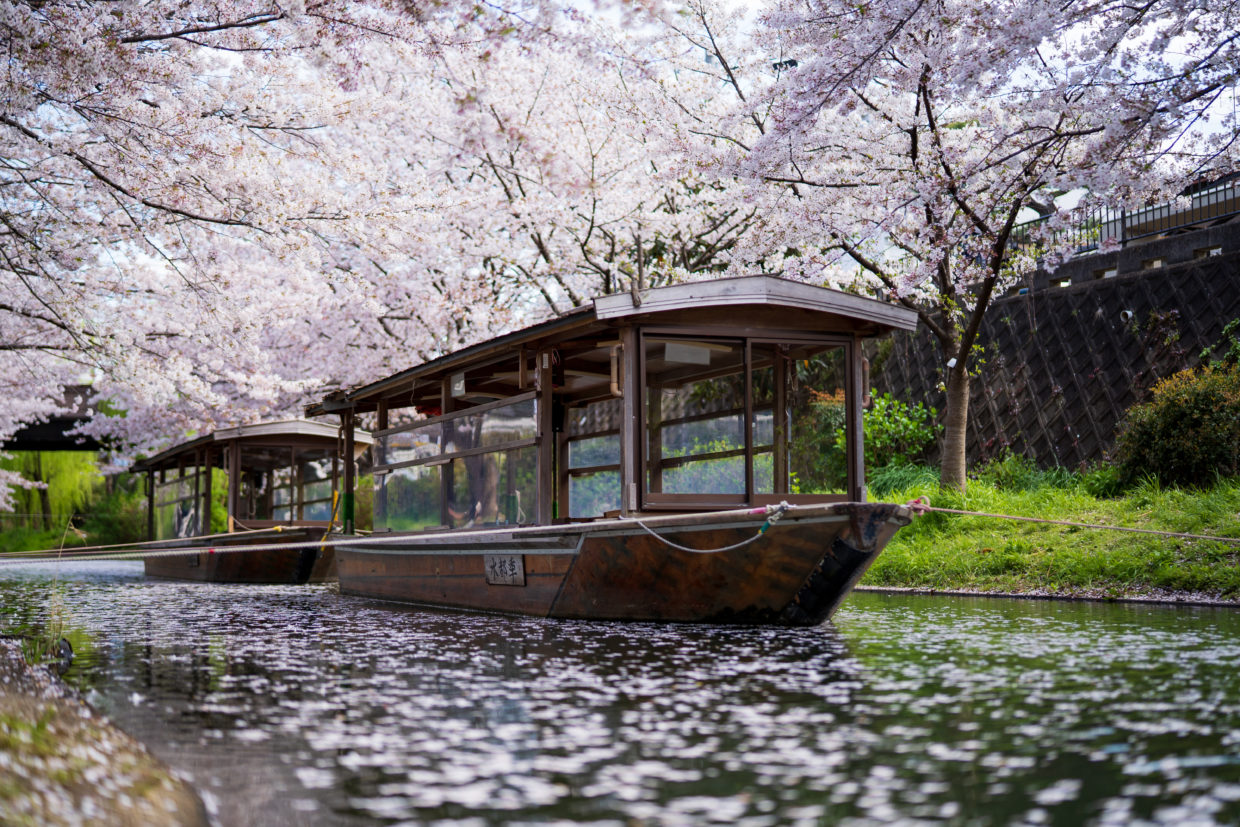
[134, 420, 372, 541]
[314, 277, 918, 534]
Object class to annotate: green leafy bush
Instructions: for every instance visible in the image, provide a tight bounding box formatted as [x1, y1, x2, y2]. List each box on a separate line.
[869, 463, 939, 497]
[1077, 463, 1127, 498]
[78, 473, 147, 546]
[1200, 318, 1240, 369]
[1114, 363, 1240, 487]
[970, 452, 1076, 492]
[836, 392, 941, 472]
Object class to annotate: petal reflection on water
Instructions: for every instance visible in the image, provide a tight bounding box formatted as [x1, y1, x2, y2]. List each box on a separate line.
[2, 563, 1240, 825]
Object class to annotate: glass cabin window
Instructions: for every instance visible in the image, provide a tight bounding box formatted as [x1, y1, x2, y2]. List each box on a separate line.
[237, 447, 288, 522]
[645, 338, 747, 499]
[235, 446, 337, 524]
[298, 451, 336, 520]
[154, 466, 202, 540]
[642, 335, 853, 506]
[566, 398, 622, 518]
[373, 394, 539, 531]
[376, 464, 443, 532]
[750, 344, 779, 495]
[447, 445, 537, 528]
[785, 343, 849, 495]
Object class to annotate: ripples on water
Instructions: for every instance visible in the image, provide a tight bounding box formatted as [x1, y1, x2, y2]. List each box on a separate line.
[2, 562, 1240, 825]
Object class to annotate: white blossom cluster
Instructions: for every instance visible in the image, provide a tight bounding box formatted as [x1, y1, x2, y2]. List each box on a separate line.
[0, 0, 1233, 502]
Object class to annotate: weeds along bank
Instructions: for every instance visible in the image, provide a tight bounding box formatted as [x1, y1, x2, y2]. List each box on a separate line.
[0, 638, 208, 825]
[858, 333, 1240, 601]
[862, 460, 1240, 600]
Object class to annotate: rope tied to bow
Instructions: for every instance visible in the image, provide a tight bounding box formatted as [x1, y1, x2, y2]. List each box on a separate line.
[903, 497, 1240, 545]
[634, 501, 791, 554]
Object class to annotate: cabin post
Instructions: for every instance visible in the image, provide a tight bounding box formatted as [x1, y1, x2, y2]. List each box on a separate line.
[342, 409, 356, 534]
[848, 336, 866, 502]
[440, 378, 454, 527]
[145, 470, 155, 540]
[227, 443, 240, 529]
[744, 342, 755, 500]
[536, 350, 555, 524]
[201, 447, 213, 535]
[619, 326, 640, 515]
[774, 348, 788, 493]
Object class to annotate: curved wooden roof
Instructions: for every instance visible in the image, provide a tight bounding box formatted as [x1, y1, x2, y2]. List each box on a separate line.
[311, 275, 917, 416]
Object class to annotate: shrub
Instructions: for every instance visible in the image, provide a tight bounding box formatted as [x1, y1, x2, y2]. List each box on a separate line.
[1077, 463, 1127, 498]
[1114, 363, 1240, 487]
[970, 452, 1076, 492]
[868, 463, 939, 497]
[78, 473, 147, 546]
[837, 392, 941, 471]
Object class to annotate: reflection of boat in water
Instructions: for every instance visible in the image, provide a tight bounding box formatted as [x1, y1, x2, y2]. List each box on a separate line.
[133, 420, 371, 583]
[313, 276, 919, 624]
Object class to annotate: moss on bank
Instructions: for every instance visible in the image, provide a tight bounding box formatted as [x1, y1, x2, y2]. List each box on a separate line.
[862, 467, 1240, 599]
[0, 640, 208, 826]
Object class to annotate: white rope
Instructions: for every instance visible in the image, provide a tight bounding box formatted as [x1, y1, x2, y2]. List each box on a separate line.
[0, 503, 797, 565]
[633, 502, 790, 554]
[904, 497, 1240, 545]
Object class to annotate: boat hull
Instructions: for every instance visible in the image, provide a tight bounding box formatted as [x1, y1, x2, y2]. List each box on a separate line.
[143, 527, 336, 584]
[337, 502, 911, 625]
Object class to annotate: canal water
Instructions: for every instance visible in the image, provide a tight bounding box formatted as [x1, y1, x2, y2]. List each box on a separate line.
[2, 561, 1239, 826]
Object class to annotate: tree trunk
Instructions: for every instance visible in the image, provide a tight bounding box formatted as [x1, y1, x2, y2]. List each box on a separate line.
[939, 368, 971, 491]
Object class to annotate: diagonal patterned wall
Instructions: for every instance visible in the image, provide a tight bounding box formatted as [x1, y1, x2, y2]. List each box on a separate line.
[871, 246, 1240, 468]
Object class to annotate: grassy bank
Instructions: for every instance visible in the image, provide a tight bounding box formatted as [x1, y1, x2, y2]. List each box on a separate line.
[862, 462, 1240, 599]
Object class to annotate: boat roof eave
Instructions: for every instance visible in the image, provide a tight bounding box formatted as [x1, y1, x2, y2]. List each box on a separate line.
[328, 306, 599, 410]
[312, 276, 917, 416]
[131, 433, 215, 473]
[132, 420, 372, 473]
[211, 419, 373, 446]
[593, 275, 919, 332]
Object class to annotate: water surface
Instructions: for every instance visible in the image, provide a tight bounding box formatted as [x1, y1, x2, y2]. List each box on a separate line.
[2, 562, 1239, 825]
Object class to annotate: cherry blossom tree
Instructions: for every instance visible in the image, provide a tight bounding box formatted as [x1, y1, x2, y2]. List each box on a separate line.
[649, 0, 1239, 490]
[0, 1, 423, 494]
[0, 1, 768, 506]
[330, 27, 770, 329]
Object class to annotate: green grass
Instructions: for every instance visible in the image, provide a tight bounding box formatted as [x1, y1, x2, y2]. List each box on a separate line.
[864, 462, 1240, 598]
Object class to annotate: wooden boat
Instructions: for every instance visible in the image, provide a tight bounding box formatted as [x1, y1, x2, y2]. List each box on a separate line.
[133, 420, 371, 583]
[313, 276, 919, 624]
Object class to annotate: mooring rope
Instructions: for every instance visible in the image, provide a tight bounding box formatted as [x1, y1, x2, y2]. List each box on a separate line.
[904, 497, 1240, 545]
[3, 496, 1235, 567]
[633, 502, 791, 554]
[0, 526, 275, 558]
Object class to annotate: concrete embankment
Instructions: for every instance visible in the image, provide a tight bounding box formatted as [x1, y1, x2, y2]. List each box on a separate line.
[0, 638, 208, 826]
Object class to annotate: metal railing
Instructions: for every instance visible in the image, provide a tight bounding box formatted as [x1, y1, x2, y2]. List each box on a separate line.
[1013, 177, 1240, 256]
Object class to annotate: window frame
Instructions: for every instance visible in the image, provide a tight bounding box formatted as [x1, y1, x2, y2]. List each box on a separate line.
[372, 390, 540, 532]
[638, 329, 856, 510]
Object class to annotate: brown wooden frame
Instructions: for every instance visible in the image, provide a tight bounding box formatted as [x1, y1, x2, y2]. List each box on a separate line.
[136, 425, 362, 540]
[636, 328, 856, 511]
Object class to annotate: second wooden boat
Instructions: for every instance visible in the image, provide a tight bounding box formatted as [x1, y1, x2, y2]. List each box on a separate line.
[133, 420, 371, 583]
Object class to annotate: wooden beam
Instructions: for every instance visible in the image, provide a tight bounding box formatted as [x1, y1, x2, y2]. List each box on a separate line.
[202, 447, 213, 535]
[620, 326, 640, 515]
[145, 471, 155, 541]
[342, 410, 356, 534]
[536, 350, 555, 524]
[848, 336, 865, 502]
[774, 348, 788, 493]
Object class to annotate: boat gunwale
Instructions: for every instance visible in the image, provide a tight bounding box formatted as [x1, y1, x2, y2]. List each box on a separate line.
[335, 501, 913, 556]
